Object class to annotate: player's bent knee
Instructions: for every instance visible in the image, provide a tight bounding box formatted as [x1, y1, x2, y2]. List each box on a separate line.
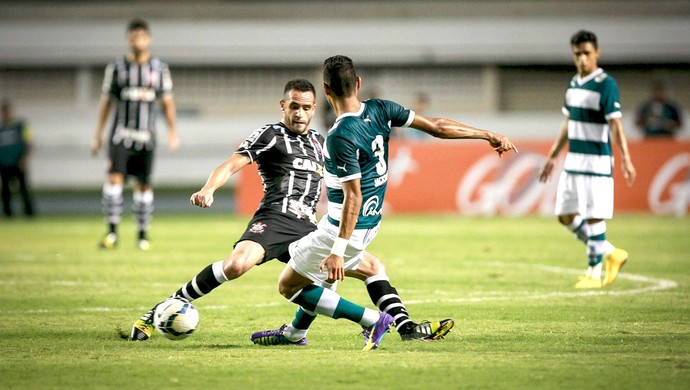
[278, 273, 304, 300]
[223, 245, 264, 279]
[278, 281, 296, 300]
[277, 266, 308, 300]
[558, 215, 574, 225]
[222, 258, 253, 279]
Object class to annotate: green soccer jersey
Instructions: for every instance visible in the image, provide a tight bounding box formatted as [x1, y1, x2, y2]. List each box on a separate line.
[562, 68, 622, 177]
[0, 119, 29, 167]
[324, 98, 413, 229]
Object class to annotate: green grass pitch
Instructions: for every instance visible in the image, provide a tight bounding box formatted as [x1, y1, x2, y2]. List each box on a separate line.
[1, 213, 689, 389]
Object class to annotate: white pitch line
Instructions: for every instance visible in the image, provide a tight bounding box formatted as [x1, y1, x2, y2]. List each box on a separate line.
[0, 263, 678, 314]
[403, 262, 678, 304]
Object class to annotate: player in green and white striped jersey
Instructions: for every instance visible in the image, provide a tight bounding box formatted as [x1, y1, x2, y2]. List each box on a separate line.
[539, 30, 637, 289]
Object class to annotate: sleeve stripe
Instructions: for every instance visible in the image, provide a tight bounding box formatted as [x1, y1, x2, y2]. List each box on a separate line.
[402, 111, 415, 128]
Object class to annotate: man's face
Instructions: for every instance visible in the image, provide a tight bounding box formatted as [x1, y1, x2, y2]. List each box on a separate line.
[127, 28, 151, 55]
[571, 42, 600, 77]
[281, 90, 316, 135]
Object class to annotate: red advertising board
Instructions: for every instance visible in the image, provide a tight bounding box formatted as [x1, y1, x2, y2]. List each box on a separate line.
[236, 140, 690, 216]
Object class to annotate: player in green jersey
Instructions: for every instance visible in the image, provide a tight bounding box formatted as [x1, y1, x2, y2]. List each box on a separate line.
[538, 30, 636, 289]
[252, 55, 516, 349]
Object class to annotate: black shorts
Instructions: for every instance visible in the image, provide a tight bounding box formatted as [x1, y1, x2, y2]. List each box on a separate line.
[235, 207, 317, 265]
[108, 143, 154, 185]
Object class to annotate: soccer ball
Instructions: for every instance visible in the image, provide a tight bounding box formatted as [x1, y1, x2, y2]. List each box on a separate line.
[153, 297, 199, 340]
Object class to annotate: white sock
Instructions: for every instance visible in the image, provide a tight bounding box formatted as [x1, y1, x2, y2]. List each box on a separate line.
[590, 262, 603, 280]
[586, 222, 607, 279]
[283, 323, 308, 342]
[603, 241, 615, 256]
[360, 308, 380, 328]
[566, 215, 588, 243]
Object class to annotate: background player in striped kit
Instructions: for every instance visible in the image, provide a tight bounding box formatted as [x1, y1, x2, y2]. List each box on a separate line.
[91, 19, 179, 250]
[538, 30, 636, 289]
[130, 79, 453, 344]
[252, 55, 516, 350]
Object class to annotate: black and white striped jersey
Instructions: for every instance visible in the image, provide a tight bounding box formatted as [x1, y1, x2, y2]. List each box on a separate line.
[101, 56, 173, 151]
[236, 123, 325, 221]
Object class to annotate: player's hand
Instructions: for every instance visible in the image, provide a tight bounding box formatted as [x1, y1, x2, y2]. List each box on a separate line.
[622, 159, 636, 187]
[489, 135, 518, 157]
[538, 159, 555, 183]
[320, 254, 345, 283]
[90, 137, 102, 156]
[190, 191, 214, 208]
[168, 132, 180, 152]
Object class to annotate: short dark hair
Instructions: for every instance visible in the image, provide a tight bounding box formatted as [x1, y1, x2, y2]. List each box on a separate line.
[127, 18, 150, 34]
[570, 30, 598, 49]
[323, 55, 358, 97]
[283, 78, 316, 96]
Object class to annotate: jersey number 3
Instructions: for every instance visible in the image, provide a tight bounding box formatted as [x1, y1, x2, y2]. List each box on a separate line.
[372, 135, 387, 175]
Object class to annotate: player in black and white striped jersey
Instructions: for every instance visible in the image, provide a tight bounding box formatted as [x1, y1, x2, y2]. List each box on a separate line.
[91, 19, 179, 250]
[130, 78, 325, 341]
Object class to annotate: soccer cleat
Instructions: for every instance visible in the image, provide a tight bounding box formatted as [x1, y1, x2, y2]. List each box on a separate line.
[137, 239, 151, 251]
[400, 319, 455, 341]
[575, 276, 602, 289]
[130, 309, 155, 341]
[362, 312, 394, 351]
[603, 248, 629, 286]
[250, 324, 307, 346]
[99, 233, 118, 249]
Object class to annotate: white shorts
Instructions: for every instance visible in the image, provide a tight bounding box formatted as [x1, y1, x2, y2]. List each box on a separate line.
[288, 216, 380, 288]
[554, 172, 614, 219]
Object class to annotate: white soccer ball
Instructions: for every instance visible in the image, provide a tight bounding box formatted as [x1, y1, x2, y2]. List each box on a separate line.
[153, 297, 199, 340]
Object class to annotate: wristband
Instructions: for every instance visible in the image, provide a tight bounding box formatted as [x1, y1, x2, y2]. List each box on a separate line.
[330, 237, 348, 257]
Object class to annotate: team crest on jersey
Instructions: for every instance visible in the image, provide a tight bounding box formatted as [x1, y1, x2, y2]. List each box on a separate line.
[249, 222, 267, 234]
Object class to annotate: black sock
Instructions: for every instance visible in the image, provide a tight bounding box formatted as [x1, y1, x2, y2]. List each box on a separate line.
[365, 275, 414, 332]
[173, 261, 227, 301]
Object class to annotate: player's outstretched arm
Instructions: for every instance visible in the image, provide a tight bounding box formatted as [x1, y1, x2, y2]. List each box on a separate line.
[411, 114, 518, 157]
[190, 153, 251, 208]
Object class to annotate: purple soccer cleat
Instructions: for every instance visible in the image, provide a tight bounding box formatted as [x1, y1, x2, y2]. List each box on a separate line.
[362, 312, 394, 351]
[250, 324, 307, 346]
